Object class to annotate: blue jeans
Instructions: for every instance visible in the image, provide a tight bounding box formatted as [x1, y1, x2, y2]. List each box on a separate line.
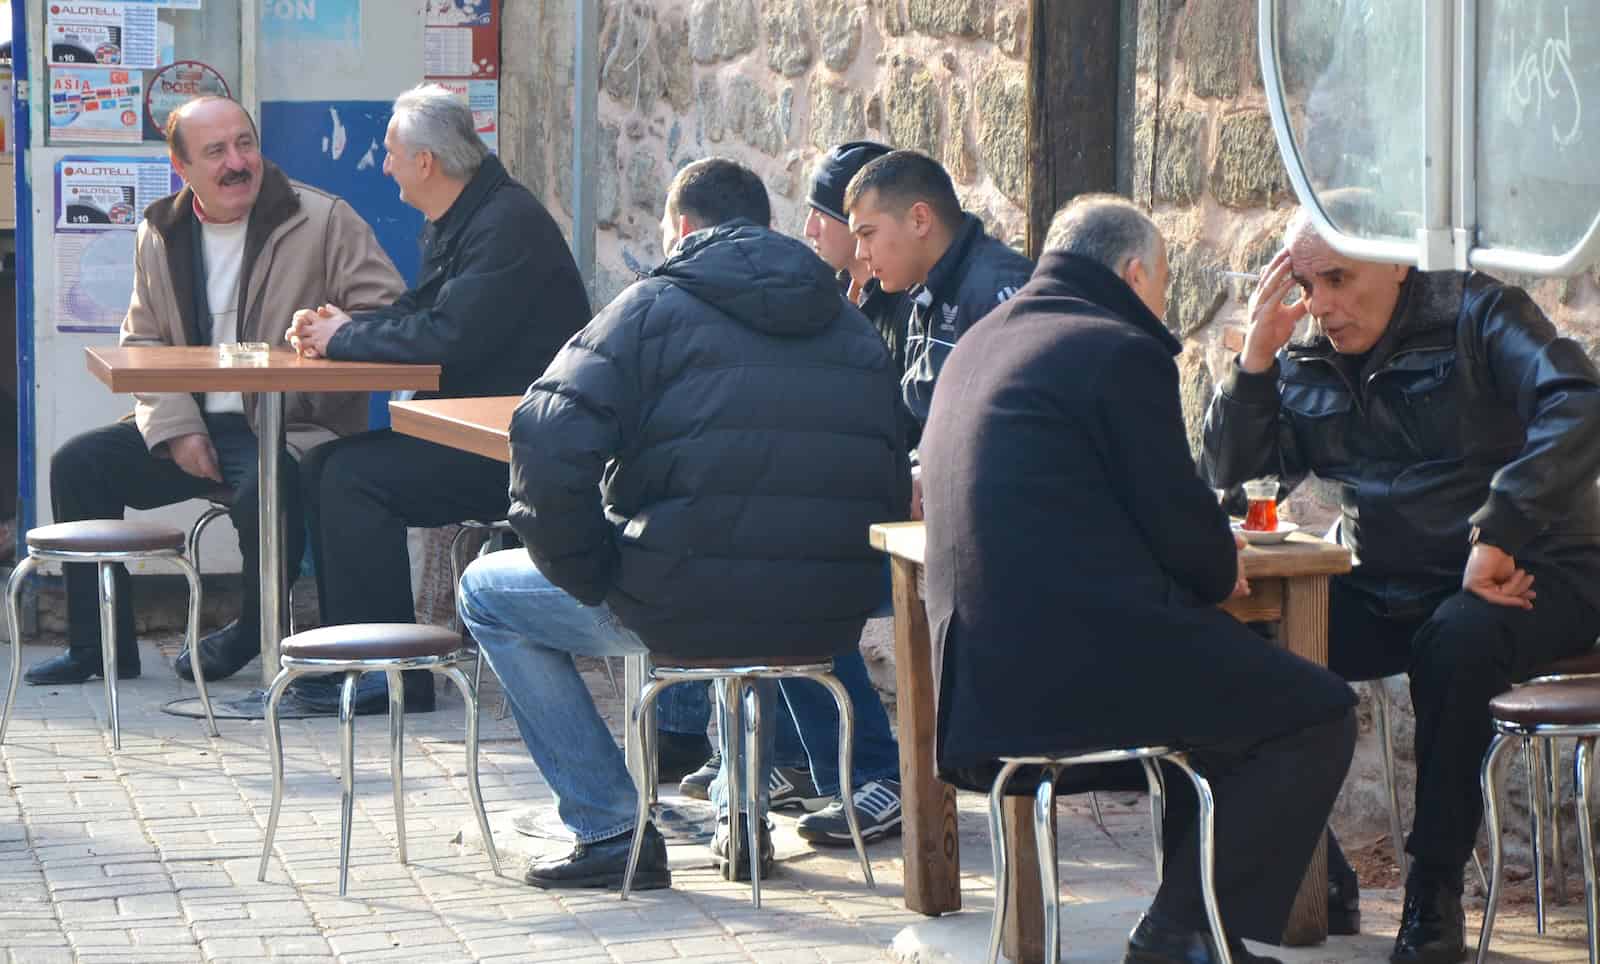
[656, 647, 900, 797]
[457, 549, 773, 839]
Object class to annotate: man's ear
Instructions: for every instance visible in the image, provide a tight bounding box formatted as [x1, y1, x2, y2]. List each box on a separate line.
[677, 213, 695, 242]
[1122, 256, 1148, 293]
[908, 200, 934, 239]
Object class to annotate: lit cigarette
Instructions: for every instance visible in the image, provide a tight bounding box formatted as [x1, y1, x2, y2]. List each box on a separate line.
[1219, 270, 1261, 281]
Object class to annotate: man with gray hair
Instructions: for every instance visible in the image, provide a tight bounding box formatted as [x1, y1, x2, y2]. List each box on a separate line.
[920, 194, 1356, 963]
[281, 83, 590, 715]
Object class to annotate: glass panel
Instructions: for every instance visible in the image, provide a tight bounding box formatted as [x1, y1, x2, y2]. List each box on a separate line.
[1271, 0, 1424, 243]
[1477, 1, 1600, 258]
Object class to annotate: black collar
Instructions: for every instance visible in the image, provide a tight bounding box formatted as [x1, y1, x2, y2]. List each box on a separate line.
[916, 213, 985, 304]
[430, 154, 509, 246]
[1023, 251, 1180, 355]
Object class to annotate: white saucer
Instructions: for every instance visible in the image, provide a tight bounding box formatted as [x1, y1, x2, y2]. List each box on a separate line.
[1232, 521, 1299, 545]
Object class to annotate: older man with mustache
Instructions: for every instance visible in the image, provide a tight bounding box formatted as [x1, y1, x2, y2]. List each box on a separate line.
[31, 95, 404, 688]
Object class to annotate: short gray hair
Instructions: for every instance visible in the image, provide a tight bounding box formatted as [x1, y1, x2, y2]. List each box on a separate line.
[391, 84, 489, 180]
[1042, 194, 1161, 275]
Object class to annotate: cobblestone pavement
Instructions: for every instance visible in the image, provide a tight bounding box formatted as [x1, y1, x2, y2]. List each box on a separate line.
[0, 637, 1587, 963]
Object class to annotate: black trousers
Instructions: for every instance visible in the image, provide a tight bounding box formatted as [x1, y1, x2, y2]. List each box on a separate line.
[1326, 569, 1600, 877]
[300, 429, 511, 663]
[1149, 709, 1356, 943]
[49, 415, 303, 664]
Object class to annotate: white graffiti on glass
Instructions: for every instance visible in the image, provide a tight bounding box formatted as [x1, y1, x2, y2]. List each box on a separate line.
[1506, 5, 1581, 148]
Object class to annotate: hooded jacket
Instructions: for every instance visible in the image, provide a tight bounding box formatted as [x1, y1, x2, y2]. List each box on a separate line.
[326, 155, 590, 399]
[508, 220, 910, 658]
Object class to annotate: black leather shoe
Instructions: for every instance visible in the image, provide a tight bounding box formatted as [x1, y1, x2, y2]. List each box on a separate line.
[1392, 876, 1466, 964]
[711, 813, 775, 881]
[175, 620, 259, 682]
[523, 823, 670, 890]
[1124, 912, 1283, 964]
[24, 650, 139, 685]
[1324, 858, 1363, 928]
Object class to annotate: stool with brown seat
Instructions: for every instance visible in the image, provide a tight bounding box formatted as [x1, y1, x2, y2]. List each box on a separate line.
[619, 653, 875, 907]
[1478, 678, 1600, 963]
[255, 623, 500, 896]
[2, 520, 217, 749]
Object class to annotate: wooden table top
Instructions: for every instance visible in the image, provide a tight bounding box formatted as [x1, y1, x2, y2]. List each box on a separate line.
[85, 346, 441, 394]
[869, 521, 1352, 579]
[388, 395, 520, 464]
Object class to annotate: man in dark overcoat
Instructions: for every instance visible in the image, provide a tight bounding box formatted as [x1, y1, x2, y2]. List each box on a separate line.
[920, 194, 1356, 964]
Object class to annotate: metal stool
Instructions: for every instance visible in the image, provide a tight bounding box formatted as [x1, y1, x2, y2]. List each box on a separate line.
[620, 656, 876, 907]
[188, 489, 301, 636]
[1479, 677, 1600, 963]
[987, 748, 1229, 964]
[255, 623, 501, 896]
[2, 520, 216, 749]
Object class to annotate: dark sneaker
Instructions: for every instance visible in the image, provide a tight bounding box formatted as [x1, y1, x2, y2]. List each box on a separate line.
[769, 766, 830, 812]
[1124, 911, 1283, 964]
[678, 753, 720, 800]
[24, 649, 138, 685]
[711, 813, 775, 881]
[1391, 873, 1466, 964]
[796, 778, 903, 846]
[175, 619, 259, 682]
[656, 730, 713, 783]
[524, 822, 671, 891]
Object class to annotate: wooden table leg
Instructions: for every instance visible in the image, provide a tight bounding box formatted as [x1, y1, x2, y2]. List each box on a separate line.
[891, 556, 961, 916]
[1279, 574, 1331, 946]
[1002, 796, 1046, 963]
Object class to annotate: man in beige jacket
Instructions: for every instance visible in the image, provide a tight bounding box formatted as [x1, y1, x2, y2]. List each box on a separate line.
[27, 96, 404, 687]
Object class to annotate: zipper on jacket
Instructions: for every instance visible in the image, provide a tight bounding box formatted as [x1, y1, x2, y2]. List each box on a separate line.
[1288, 352, 1365, 416]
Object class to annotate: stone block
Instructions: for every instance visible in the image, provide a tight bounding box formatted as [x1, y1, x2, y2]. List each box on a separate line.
[625, 149, 663, 214]
[764, 0, 814, 77]
[1154, 107, 1206, 205]
[808, 76, 866, 153]
[658, 13, 693, 112]
[1165, 241, 1226, 338]
[975, 65, 1028, 207]
[885, 61, 942, 156]
[908, 0, 987, 38]
[600, 2, 660, 114]
[689, 0, 758, 64]
[877, 0, 909, 38]
[993, 2, 1028, 59]
[815, 0, 864, 72]
[1177, 347, 1215, 464]
[1180, 0, 1244, 99]
[943, 80, 978, 185]
[697, 76, 724, 143]
[724, 74, 787, 156]
[1212, 112, 1290, 208]
[595, 123, 622, 229]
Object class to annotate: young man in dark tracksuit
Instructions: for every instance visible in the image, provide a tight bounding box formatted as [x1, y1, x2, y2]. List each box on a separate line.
[843, 150, 1034, 517]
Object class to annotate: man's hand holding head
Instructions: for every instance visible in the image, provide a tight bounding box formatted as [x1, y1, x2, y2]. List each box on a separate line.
[285, 304, 351, 358]
[1240, 249, 1308, 374]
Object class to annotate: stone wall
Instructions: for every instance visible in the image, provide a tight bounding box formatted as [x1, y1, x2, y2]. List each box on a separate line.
[1140, 0, 1600, 867]
[501, 0, 1031, 308]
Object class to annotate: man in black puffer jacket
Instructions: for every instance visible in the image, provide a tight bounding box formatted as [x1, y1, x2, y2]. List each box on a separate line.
[458, 158, 908, 892]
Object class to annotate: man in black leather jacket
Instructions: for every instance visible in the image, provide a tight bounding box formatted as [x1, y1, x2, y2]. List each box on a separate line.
[1203, 201, 1600, 964]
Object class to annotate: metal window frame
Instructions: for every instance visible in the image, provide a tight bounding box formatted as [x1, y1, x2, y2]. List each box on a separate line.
[1258, 0, 1600, 278]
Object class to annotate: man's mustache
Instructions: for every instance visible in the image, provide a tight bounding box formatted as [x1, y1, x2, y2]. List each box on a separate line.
[219, 169, 252, 186]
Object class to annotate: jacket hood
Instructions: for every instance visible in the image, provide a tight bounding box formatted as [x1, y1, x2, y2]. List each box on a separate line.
[655, 220, 841, 336]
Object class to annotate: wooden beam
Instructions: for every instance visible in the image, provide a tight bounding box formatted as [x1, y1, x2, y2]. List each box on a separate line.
[1027, 0, 1124, 259]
